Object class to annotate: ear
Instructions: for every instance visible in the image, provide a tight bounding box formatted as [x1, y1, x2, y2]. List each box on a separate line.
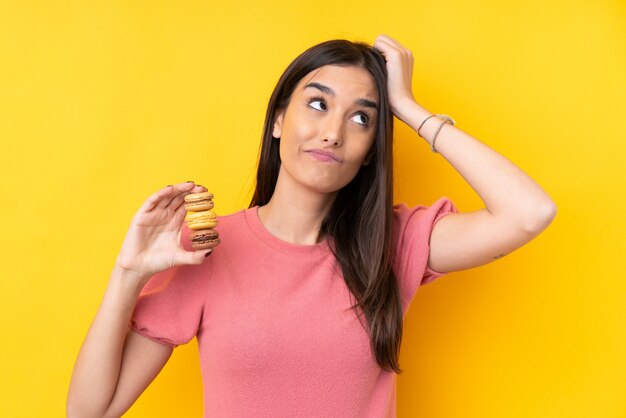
[272, 109, 285, 139]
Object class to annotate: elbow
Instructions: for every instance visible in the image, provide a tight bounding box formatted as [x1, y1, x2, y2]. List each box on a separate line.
[523, 201, 557, 233]
[66, 403, 84, 418]
[67, 399, 109, 418]
[66, 393, 81, 418]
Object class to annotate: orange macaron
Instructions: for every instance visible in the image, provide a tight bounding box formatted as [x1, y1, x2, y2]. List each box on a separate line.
[184, 191, 214, 212]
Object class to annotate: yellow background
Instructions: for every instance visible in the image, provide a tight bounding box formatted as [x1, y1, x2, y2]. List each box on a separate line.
[1, 1, 624, 417]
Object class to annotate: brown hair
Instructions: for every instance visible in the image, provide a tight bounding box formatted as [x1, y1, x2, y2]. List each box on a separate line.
[249, 39, 404, 374]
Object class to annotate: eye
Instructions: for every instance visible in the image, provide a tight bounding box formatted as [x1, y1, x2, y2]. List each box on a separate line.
[306, 96, 327, 111]
[352, 113, 370, 126]
[306, 95, 373, 127]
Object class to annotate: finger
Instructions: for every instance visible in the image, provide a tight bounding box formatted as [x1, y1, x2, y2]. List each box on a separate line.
[170, 184, 209, 227]
[173, 248, 213, 266]
[165, 191, 187, 211]
[372, 43, 396, 63]
[139, 185, 175, 213]
[156, 181, 195, 209]
[375, 34, 394, 46]
[183, 183, 208, 200]
[176, 220, 183, 246]
[377, 34, 404, 50]
[374, 36, 410, 61]
[171, 202, 187, 227]
[374, 35, 397, 51]
[170, 184, 208, 212]
[156, 181, 196, 209]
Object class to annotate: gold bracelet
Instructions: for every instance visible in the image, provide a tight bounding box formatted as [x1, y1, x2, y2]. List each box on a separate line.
[417, 114, 437, 136]
[429, 114, 455, 153]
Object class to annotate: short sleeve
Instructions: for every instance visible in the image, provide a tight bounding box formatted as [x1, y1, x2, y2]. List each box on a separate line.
[130, 222, 211, 348]
[391, 197, 459, 305]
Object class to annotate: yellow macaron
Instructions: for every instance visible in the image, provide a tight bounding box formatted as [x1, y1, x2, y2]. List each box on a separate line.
[184, 209, 218, 230]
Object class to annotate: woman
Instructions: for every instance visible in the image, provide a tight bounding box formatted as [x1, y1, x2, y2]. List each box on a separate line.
[67, 34, 556, 417]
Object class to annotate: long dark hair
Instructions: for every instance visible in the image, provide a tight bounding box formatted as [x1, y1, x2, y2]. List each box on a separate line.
[249, 39, 404, 374]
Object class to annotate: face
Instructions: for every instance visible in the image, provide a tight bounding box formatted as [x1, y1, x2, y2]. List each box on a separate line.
[272, 64, 379, 194]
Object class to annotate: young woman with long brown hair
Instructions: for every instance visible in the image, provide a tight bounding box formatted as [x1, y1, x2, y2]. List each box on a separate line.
[68, 34, 556, 417]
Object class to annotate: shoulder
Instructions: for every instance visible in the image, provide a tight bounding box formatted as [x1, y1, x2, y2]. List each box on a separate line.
[392, 197, 458, 240]
[390, 197, 460, 299]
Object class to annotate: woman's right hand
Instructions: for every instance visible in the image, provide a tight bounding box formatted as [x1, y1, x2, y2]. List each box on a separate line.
[114, 181, 212, 281]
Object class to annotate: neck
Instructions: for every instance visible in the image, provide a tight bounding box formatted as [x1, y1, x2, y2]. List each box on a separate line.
[257, 166, 337, 245]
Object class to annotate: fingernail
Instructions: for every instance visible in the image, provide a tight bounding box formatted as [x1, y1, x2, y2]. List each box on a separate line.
[205, 251, 213, 257]
[186, 180, 194, 183]
[166, 184, 172, 187]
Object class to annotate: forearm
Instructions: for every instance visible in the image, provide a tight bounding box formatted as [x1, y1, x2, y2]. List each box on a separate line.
[397, 100, 557, 231]
[67, 266, 148, 417]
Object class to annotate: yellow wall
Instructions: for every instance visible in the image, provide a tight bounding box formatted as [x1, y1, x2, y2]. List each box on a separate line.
[1, 1, 624, 417]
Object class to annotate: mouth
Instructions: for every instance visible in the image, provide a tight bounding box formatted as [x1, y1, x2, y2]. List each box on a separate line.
[305, 149, 342, 163]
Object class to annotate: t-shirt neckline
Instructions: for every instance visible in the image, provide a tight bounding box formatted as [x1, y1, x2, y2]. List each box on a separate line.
[244, 206, 331, 257]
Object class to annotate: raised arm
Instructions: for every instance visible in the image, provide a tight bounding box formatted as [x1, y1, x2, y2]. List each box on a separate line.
[373, 34, 556, 274]
[401, 100, 556, 274]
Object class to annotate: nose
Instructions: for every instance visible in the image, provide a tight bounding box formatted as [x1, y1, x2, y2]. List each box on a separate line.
[321, 114, 343, 147]
[322, 136, 340, 146]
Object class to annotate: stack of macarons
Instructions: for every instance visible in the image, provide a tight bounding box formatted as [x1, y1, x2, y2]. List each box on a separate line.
[183, 191, 221, 251]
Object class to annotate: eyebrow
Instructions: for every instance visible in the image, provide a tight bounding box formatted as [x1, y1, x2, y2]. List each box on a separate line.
[303, 82, 379, 110]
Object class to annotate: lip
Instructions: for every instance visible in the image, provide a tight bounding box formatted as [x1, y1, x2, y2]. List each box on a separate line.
[305, 149, 342, 162]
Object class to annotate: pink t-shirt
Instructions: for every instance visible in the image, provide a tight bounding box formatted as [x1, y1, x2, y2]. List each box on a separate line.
[130, 197, 458, 417]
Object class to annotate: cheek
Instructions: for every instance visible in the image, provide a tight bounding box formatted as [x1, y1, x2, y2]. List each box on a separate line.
[353, 135, 376, 158]
[293, 122, 317, 144]
[283, 112, 317, 143]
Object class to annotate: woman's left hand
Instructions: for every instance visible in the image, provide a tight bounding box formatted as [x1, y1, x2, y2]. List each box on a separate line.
[372, 34, 418, 121]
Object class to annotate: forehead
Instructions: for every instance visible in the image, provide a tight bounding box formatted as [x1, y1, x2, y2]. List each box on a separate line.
[295, 65, 378, 100]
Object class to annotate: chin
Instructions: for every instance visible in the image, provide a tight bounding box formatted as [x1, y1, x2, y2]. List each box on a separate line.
[302, 175, 352, 195]
[303, 182, 342, 195]
[293, 173, 336, 192]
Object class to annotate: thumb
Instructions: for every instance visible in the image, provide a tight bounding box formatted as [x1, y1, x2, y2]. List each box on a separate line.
[172, 248, 213, 266]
